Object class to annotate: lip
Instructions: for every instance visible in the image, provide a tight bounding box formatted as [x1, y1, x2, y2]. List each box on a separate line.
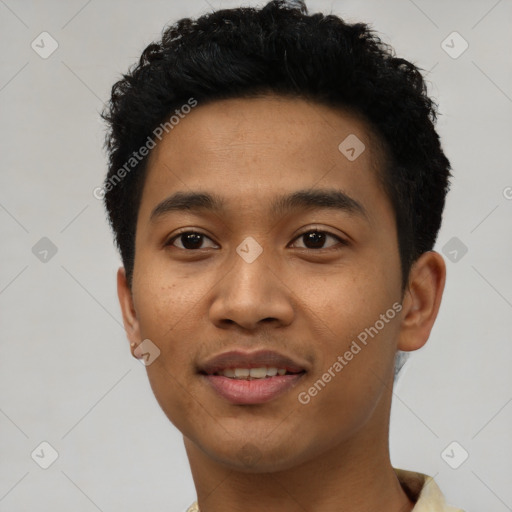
[198, 349, 308, 405]
[202, 373, 305, 404]
[198, 349, 308, 375]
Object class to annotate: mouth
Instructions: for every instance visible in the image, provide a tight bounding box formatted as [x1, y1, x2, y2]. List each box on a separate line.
[198, 349, 308, 404]
[202, 366, 305, 379]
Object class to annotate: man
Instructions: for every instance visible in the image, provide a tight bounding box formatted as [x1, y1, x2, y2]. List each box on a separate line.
[101, 1, 463, 510]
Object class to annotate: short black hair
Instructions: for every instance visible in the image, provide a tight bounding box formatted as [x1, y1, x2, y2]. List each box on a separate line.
[102, 0, 451, 291]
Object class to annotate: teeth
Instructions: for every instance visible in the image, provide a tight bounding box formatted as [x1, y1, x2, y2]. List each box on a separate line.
[214, 367, 293, 379]
[249, 367, 267, 378]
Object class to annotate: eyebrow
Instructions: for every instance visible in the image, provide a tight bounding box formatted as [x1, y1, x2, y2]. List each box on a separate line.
[150, 189, 368, 222]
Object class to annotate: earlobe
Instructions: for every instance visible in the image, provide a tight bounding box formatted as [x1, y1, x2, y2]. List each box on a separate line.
[117, 267, 141, 350]
[397, 251, 446, 352]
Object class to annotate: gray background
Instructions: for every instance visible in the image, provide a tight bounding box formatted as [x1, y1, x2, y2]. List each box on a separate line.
[1, 0, 511, 510]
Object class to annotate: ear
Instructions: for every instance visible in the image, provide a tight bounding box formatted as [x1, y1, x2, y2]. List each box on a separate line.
[397, 251, 446, 352]
[117, 267, 141, 356]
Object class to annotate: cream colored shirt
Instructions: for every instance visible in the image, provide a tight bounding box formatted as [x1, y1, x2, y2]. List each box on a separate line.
[186, 468, 464, 511]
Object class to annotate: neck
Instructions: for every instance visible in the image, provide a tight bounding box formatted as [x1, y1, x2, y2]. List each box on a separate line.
[183, 386, 414, 512]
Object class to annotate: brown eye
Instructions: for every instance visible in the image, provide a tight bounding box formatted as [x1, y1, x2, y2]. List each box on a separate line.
[166, 231, 218, 250]
[291, 230, 347, 250]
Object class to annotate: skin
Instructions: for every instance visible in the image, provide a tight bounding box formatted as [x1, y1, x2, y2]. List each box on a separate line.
[117, 95, 446, 512]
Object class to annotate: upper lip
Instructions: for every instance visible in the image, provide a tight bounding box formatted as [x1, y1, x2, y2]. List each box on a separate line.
[198, 349, 308, 375]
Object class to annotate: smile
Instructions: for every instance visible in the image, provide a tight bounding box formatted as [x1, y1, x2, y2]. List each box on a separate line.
[198, 349, 309, 404]
[213, 366, 300, 379]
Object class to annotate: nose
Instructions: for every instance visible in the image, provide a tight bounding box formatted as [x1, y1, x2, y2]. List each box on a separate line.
[208, 246, 295, 330]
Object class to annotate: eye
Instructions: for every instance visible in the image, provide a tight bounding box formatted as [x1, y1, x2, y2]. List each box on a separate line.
[165, 231, 218, 250]
[290, 229, 347, 250]
[165, 229, 347, 252]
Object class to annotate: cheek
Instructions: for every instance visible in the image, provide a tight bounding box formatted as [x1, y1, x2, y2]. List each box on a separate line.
[133, 252, 209, 336]
[304, 258, 397, 335]
[294, 322, 399, 450]
[131, 270, 199, 374]
[131, 273, 204, 431]
[295, 262, 400, 422]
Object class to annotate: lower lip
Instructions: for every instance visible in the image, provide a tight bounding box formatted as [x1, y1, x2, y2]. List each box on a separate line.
[202, 373, 305, 404]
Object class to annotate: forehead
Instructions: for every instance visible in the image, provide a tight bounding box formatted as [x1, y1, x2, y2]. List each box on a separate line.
[138, 95, 391, 226]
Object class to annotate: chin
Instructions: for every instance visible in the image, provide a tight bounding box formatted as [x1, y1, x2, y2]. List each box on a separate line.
[199, 434, 314, 474]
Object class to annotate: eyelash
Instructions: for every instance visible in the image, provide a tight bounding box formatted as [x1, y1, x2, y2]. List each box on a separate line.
[164, 228, 348, 252]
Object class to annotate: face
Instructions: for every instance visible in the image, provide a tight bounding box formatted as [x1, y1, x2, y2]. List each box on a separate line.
[120, 95, 412, 472]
